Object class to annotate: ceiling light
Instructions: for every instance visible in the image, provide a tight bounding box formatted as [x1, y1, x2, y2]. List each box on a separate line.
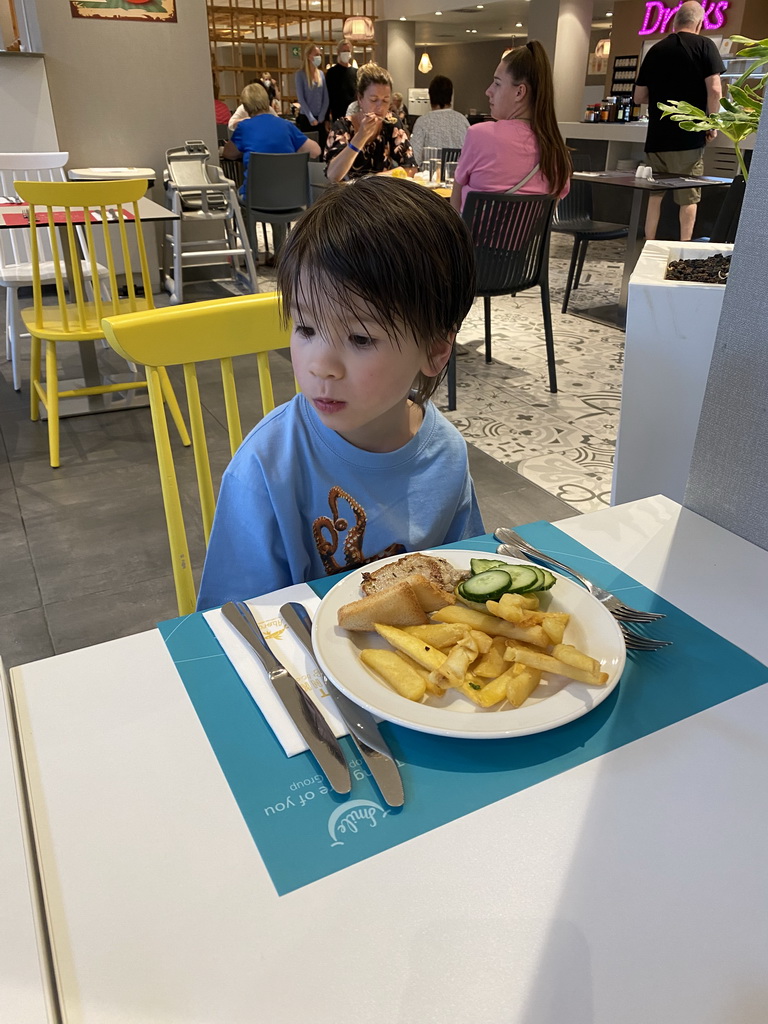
[466, 29, 471, 32]
[418, 51, 433, 73]
[400, 15, 406, 19]
[343, 16, 375, 42]
[606, 10, 613, 14]
[515, 21, 522, 27]
[435, 10, 442, 15]
[476, 3, 483, 7]
[471, 29, 477, 33]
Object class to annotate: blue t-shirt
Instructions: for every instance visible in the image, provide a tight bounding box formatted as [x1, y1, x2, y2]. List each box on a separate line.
[197, 394, 485, 609]
[231, 114, 308, 197]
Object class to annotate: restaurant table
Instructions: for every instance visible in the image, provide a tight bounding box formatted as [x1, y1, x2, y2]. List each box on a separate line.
[569, 170, 730, 330]
[2, 494, 768, 1023]
[0, 195, 179, 416]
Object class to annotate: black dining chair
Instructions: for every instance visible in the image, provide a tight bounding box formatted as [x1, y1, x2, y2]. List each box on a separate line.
[243, 151, 311, 261]
[450, 191, 558, 411]
[552, 171, 629, 314]
[704, 173, 747, 243]
[441, 147, 462, 182]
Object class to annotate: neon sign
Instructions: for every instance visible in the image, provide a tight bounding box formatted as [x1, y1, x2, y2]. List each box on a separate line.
[638, 0, 729, 35]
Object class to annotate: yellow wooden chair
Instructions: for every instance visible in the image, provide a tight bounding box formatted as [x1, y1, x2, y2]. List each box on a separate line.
[14, 178, 189, 468]
[101, 292, 294, 616]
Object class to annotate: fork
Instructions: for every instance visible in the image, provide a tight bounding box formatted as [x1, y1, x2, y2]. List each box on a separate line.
[494, 527, 665, 623]
[494, 535, 671, 651]
[617, 624, 671, 651]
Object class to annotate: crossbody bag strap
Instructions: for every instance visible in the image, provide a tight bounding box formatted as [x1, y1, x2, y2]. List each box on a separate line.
[505, 162, 541, 194]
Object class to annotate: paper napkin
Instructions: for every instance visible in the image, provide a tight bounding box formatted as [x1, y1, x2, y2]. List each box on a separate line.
[204, 583, 348, 756]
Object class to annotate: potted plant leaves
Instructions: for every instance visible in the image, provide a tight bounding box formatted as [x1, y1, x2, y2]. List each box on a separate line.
[657, 35, 767, 182]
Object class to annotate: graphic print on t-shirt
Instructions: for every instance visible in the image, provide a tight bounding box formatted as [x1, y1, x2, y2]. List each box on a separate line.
[312, 486, 405, 575]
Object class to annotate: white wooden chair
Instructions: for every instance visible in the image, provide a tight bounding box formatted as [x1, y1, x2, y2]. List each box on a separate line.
[1, 153, 71, 391]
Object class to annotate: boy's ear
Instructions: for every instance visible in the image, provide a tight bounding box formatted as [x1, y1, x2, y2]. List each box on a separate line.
[422, 333, 455, 377]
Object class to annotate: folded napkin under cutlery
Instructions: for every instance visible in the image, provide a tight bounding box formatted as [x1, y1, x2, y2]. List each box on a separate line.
[204, 584, 347, 757]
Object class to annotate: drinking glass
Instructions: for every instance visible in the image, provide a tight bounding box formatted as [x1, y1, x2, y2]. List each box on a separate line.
[443, 161, 457, 186]
[422, 147, 439, 179]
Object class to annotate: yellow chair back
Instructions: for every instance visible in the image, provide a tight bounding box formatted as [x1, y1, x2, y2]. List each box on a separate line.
[13, 178, 190, 468]
[15, 178, 154, 339]
[101, 292, 294, 616]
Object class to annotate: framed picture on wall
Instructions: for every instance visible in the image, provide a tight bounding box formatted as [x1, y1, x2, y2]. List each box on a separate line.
[70, 1, 177, 22]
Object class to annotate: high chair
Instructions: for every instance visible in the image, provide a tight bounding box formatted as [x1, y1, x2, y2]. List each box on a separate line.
[15, 177, 190, 468]
[101, 292, 295, 616]
[162, 141, 258, 304]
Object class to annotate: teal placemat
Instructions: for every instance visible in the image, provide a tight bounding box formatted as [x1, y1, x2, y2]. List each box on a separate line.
[159, 524, 767, 895]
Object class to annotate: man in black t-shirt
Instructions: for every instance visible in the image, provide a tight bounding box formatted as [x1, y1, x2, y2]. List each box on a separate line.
[634, 0, 724, 240]
[326, 39, 358, 122]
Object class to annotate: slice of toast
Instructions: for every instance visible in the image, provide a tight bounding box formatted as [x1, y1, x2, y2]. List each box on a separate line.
[403, 573, 456, 612]
[337, 580, 429, 632]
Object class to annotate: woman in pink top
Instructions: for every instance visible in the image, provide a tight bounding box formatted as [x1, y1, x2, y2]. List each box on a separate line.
[451, 41, 571, 213]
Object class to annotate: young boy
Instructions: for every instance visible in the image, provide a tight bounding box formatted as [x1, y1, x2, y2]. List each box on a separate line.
[197, 176, 484, 610]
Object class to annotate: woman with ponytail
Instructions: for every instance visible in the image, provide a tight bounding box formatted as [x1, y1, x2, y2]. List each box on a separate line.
[295, 42, 330, 148]
[450, 40, 571, 213]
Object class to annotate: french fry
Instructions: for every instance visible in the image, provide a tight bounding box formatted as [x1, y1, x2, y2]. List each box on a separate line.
[510, 646, 608, 686]
[552, 643, 599, 673]
[432, 605, 550, 647]
[374, 624, 446, 671]
[460, 674, 507, 707]
[429, 636, 480, 690]
[473, 635, 507, 678]
[468, 629, 493, 654]
[360, 649, 426, 701]
[395, 652, 446, 695]
[505, 663, 542, 707]
[486, 596, 525, 623]
[541, 613, 569, 645]
[402, 623, 469, 648]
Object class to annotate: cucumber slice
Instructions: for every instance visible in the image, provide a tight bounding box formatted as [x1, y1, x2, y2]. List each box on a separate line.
[538, 569, 557, 591]
[456, 583, 491, 607]
[469, 557, 511, 575]
[460, 569, 514, 602]
[503, 565, 541, 593]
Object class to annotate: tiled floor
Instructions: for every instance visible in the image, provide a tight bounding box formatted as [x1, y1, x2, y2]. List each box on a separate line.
[0, 233, 625, 668]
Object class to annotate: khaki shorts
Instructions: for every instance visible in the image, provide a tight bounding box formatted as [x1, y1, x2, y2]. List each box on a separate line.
[647, 149, 705, 205]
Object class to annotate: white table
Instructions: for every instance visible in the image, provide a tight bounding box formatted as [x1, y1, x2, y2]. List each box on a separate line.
[2, 495, 768, 1024]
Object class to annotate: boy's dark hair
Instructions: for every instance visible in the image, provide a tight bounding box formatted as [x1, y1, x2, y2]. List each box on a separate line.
[429, 75, 453, 108]
[277, 176, 476, 405]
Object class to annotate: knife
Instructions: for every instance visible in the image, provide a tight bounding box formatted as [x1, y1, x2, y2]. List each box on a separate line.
[221, 602, 352, 795]
[281, 602, 405, 808]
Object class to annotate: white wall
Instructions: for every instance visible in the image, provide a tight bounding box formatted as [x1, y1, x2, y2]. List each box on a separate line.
[0, 54, 58, 151]
[32, 0, 216, 205]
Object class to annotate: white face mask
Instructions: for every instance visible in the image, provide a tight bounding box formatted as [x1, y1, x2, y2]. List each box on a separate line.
[312, 54, 322, 67]
[339, 51, 352, 65]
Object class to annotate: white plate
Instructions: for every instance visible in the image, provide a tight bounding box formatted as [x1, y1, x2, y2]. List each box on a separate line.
[312, 549, 627, 739]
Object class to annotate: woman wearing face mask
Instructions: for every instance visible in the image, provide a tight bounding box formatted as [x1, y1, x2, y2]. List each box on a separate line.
[325, 62, 417, 183]
[296, 43, 330, 148]
[450, 41, 571, 214]
[325, 39, 358, 122]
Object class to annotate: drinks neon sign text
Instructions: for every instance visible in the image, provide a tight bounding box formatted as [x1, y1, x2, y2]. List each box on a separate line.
[638, 0, 729, 35]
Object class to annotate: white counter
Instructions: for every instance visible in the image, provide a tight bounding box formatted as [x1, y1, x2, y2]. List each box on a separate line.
[559, 120, 753, 176]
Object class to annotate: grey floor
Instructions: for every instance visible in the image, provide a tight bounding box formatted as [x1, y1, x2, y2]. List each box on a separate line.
[0, 280, 576, 671]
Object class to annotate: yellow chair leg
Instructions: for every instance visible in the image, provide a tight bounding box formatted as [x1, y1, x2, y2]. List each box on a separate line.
[46, 341, 60, 469]
[158, 367, 191, 447]
[30, 336, 41, 421]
